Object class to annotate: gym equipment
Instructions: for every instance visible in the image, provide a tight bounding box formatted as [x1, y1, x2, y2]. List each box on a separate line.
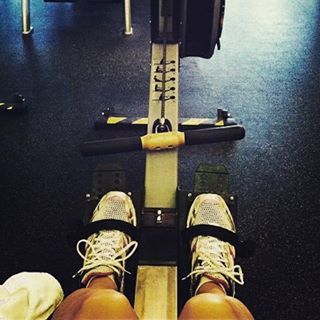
[0, 93, 28, 114]
[21, 0, 133, 36]
[22, 0, 33, 35]
[78, 0, 252, 318]
[95, 108, 238, 130]
[150, 0, 225, 58]
[81, 125, 244, 155]
[180, 0, 225, 58]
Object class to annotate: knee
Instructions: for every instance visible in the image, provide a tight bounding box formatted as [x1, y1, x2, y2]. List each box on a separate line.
[82, 288, 127, 305]
[78, 289, 137, 319]
[180, 293, 253, 320]
[180, 293, 230, 319]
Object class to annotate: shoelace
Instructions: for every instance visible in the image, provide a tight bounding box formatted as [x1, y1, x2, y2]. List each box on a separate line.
[183, 237, 244, 286]
[73, 231, 138, 278]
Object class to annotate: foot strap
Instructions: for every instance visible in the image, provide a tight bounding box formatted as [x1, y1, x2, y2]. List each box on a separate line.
[82, 219, 138, 240]
[68, 219, 139, 244]
[183, 225, 255, 258]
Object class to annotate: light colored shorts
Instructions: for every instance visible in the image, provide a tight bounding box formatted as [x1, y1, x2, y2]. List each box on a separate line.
[0, 272, 64, 320]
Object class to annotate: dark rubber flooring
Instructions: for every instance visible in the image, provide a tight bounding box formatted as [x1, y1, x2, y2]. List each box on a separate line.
[0, 0, 319, 319]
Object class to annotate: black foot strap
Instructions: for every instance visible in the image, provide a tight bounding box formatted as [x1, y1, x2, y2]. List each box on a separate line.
[183, 225, 255, 258]
[67, 219, 139, 246]
[82, 219, 139, 241]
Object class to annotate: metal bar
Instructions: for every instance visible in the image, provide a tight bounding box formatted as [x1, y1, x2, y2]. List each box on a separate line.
[144, 43, 179, 209]
[22, 0, 33, 35]
[123, 0, 133, 35]
[134, 43, 179, 320]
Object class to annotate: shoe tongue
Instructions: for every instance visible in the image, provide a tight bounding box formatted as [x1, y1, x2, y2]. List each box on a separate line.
[86, 230, 124, 259]
[99, 229, 124, 246]
[197, 234, 221, 248]
[196, 236, 234, 273]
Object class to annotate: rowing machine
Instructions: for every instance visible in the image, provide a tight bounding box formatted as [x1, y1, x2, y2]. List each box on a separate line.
[80, 0, 245, 318]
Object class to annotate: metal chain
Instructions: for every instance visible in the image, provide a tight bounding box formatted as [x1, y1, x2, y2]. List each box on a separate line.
[160, 13, 168, 119]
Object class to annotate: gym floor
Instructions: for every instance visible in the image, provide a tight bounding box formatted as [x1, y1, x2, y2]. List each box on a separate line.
[0, 0, 319, 319]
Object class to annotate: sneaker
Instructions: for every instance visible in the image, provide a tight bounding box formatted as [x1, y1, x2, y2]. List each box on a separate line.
[74, 191, 138, 292]
[184, 194, 244, 296]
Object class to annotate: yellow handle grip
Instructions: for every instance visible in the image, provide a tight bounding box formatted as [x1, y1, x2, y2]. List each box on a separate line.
[141, 132, 185, 151]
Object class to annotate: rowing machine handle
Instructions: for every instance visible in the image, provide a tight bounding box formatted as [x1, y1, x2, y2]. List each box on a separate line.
[81, 136, 142, 156]
[81, 125, 245, 156]
[184, 125, 245, 145]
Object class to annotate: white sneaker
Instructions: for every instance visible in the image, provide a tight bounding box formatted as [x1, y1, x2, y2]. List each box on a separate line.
[74, 191, 138, 292]
[184, 194, 244, 296]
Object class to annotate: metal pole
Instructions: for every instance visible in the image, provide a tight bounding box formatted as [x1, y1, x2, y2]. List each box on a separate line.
[123, 0, 133, 35]
[22, 0, 33, 35]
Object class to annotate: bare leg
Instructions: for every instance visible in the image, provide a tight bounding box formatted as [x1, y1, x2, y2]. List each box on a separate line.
[52, 277, 137, 320]
[179, 282, 253, 319]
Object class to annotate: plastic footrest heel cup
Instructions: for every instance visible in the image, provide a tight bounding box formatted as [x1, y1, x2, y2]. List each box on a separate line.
[91, 165, 126, 196]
